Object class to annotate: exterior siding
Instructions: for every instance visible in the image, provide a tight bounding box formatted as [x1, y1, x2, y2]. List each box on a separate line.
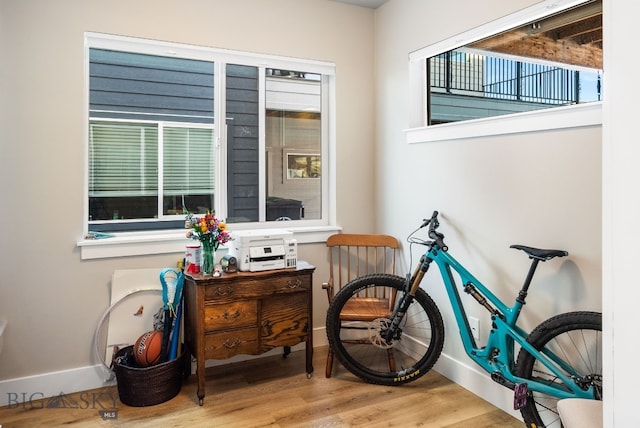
[226, 64, 259, 222]
[89, 49, 214, 123]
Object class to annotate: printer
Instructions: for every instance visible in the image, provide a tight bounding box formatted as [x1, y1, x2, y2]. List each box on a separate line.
[229, 229, 297, 272]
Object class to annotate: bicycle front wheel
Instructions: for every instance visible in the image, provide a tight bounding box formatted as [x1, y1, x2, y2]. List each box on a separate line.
[515, 311, 602, 428]
[326, 273, 445, 386]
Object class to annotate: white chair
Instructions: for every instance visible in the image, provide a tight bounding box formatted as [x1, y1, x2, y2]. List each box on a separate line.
[557, 398, 603, 428]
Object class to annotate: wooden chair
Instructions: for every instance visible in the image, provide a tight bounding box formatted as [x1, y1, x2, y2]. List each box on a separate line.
[322, 233, 400, 377]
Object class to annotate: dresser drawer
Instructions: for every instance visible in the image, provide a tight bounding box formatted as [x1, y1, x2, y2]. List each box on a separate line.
[261, 291, 309, 350]
[204, 328, 259, 359]
[204, 273, 310, 301]
[204, 300, 258, 332]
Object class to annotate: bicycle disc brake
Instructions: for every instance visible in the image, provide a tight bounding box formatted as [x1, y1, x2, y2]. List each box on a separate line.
[368, 318, 398, 349]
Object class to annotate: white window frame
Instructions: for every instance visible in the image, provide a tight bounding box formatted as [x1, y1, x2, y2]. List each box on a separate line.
[78, 32, 339, 259]
[405, 0, 602, 144]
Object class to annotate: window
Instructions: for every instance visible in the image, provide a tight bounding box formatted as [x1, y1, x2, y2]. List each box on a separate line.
[407, 0, 602, 142]
[265, 72, 322, 221]
[85, 33, 334, 235]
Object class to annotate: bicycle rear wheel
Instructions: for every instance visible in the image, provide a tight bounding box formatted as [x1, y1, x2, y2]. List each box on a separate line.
[515, 311, 602, 428]
[326, 273, 445, 386]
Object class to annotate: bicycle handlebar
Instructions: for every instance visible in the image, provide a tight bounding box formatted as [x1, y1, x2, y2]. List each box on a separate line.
[420, 211, 448, 251]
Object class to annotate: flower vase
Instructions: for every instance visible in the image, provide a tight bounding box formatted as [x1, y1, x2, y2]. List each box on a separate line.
[201, 243, 215, 275]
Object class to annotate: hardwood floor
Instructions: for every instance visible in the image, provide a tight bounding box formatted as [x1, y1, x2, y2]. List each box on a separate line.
[0, 347, 523, 427]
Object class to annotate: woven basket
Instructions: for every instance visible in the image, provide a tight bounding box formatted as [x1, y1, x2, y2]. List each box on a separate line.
[113, 345, 187, 407]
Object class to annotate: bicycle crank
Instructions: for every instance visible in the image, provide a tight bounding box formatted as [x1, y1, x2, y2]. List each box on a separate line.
[490, 372, 530, 410]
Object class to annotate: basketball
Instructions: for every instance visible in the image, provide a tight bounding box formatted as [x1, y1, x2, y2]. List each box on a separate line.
[133, 330, 163, 367]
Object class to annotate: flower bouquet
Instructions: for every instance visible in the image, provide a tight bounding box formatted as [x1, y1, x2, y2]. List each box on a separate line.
[185, 211, 231, 275]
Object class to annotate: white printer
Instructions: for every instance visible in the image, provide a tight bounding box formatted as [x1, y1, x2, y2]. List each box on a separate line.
[229, 229, 297, 272]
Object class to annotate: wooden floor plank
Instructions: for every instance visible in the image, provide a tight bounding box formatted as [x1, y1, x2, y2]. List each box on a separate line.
[0, 347, 523, 427]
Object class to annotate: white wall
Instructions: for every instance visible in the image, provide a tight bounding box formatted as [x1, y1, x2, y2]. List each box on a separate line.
[0, 0, 376, 399]
[601, 1, 638, 426]
[375, 0, 602, 419]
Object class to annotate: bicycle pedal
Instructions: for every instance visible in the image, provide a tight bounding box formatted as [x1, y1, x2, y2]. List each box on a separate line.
[513, 383, 528, 410]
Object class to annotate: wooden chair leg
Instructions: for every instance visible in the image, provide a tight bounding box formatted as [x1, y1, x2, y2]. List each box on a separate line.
[325, 348, 334, 378]
[386, 348, 396, 372]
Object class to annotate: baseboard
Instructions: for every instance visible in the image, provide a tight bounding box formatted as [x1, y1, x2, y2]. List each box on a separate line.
[0, 325, 520, 422]
[432, 351, 522, 421]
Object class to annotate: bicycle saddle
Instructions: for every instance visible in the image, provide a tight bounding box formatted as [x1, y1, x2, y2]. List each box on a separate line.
[510, 244, 568, 261]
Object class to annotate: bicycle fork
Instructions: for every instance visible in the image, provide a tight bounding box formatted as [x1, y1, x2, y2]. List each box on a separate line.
[382, 254, 431, 343]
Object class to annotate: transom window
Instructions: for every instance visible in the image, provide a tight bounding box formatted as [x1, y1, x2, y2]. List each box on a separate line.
[407, 0, 603, 141]
[85, 33, 334, 234]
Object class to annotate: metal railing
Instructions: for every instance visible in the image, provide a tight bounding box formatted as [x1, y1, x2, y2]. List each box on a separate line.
[429, 50, 601, 105]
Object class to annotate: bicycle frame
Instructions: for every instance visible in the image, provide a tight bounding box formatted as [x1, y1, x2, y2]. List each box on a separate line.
[408, 244, 597, 400]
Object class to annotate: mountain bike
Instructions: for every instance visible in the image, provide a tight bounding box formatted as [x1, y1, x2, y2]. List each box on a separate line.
[325, 211, 602, 428]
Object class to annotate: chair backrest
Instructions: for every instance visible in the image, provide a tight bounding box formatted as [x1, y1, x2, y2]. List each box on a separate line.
[324, 233, 399, 302]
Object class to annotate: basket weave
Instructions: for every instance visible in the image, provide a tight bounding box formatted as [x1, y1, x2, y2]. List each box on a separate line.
[113, 345, 186, 407]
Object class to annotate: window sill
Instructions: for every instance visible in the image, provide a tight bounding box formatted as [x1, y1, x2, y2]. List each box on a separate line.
[405, 101, 602, 144]
[77, 225, 341, 260]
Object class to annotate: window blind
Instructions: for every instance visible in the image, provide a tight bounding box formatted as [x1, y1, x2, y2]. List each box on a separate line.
[89, 122, 158, 197]
[163, 127, 215, 196]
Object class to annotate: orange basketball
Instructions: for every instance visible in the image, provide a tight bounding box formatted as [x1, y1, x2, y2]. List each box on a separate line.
[133, 330, 163, 367]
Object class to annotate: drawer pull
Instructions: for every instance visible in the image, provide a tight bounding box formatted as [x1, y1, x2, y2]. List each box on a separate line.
[287, 279, 302, 289]
[223, 309, 241, 320]
[214, 286, 234, 296]
[223, 338, 242, 349]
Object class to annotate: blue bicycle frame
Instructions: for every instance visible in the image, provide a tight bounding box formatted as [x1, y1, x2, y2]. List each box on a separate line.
[417, 245, 596, 400]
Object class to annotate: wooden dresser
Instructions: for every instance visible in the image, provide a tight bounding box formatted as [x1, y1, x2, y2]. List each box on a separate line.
[183, 262, 315, 405]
